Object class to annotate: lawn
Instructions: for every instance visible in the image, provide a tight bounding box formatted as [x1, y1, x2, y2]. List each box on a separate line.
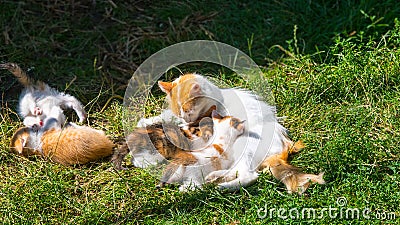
[0, 1, 399, 224]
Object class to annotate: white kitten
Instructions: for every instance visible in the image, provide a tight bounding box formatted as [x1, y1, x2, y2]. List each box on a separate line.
[1, 63, 86, 129]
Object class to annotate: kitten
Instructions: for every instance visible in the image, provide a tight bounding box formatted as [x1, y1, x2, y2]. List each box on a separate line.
[10, 107, 113, 165]
[159, 110, 245, 191]
[112, 122, 193, 170]
[260, 141, 325, 195]
[111, 106, 216, 170]
[0, 62, 86, 129]
[152, 73, 292, 191]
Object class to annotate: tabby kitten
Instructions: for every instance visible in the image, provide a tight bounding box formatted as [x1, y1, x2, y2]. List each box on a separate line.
[111, 106, 216, 170]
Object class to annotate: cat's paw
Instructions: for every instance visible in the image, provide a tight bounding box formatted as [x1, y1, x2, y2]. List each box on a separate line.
[179, 180, 202, 192]
[179, 184, 196, 192]
[205, 172, 219, 183]
[137, 117, 161, 127]
[205, 170, 230, 184]
[205, 175, 219, 184]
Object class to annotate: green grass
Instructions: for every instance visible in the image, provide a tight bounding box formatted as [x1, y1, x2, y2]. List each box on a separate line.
[1, 1, 399, 224]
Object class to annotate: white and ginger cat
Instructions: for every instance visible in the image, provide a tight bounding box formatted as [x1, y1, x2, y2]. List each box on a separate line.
[0, 62, 86, 129]
[10, 107, 113, 165]
[260, 141, 325, 195]
[160, 111, 245, 191]
[142, 73, 293, 191]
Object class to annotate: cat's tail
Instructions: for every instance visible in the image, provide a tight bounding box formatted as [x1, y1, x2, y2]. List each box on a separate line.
[311, 172, 325, 184]
[0, 62, 34, 87]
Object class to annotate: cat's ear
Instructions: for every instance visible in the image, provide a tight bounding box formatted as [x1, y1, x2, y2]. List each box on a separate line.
[10, 128, 28, 154]
[10, 136, 27, 155]
[17, 137, 27, 154]
[211, 110, 223, 120]
[201, 105, 217, 118]
[209, 105, 217, 111]
[190, 83, 201, 96]
[232, 119, 246, 132]
[158, 81, 174, 94]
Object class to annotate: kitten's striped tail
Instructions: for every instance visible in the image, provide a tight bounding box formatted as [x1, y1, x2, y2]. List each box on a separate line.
[0, 62, 32, 87]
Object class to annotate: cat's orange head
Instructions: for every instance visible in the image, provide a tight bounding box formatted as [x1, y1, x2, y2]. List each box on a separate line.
[158, 74, 219, 122]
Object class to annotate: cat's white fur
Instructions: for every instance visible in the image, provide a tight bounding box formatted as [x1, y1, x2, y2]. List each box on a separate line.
[19, 83, 86, 129]
[1, 63, 86, 129]
[141, 74, 291, 191]
[137, 108, 185, 127]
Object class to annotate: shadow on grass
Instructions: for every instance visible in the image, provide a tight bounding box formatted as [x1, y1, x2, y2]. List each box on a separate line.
[1, 1, 400, 108]
[111, 185, 240, 224]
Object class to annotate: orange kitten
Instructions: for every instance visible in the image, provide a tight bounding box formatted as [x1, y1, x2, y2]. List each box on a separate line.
[261, 141, 325, 195]
[10, 124, 113, 165]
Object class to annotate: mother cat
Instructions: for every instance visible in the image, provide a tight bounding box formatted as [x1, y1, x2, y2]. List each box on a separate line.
[141, 73, 293, 191]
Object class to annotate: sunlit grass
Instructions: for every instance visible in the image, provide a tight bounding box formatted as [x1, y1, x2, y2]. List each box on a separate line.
[0, 1, 399, 224]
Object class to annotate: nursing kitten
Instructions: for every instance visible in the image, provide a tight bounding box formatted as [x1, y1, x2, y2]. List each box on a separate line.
[261, 141, 325, 195]
[160, 111, 245, 191]
[153, 73, 292, 191]
[10, 107, 113, 165]
[111, 106, 215, 170]
[0, 62, 86, 129]
[112, 122, 192, 170]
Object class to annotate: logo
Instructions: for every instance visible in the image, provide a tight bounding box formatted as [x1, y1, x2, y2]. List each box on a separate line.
[257, 197, 397, 221]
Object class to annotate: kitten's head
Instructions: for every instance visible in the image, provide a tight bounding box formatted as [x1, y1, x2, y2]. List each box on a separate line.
[10, 127, 33, 156]
[211, 110, 245, 140]
[158, 74, 220, 123]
